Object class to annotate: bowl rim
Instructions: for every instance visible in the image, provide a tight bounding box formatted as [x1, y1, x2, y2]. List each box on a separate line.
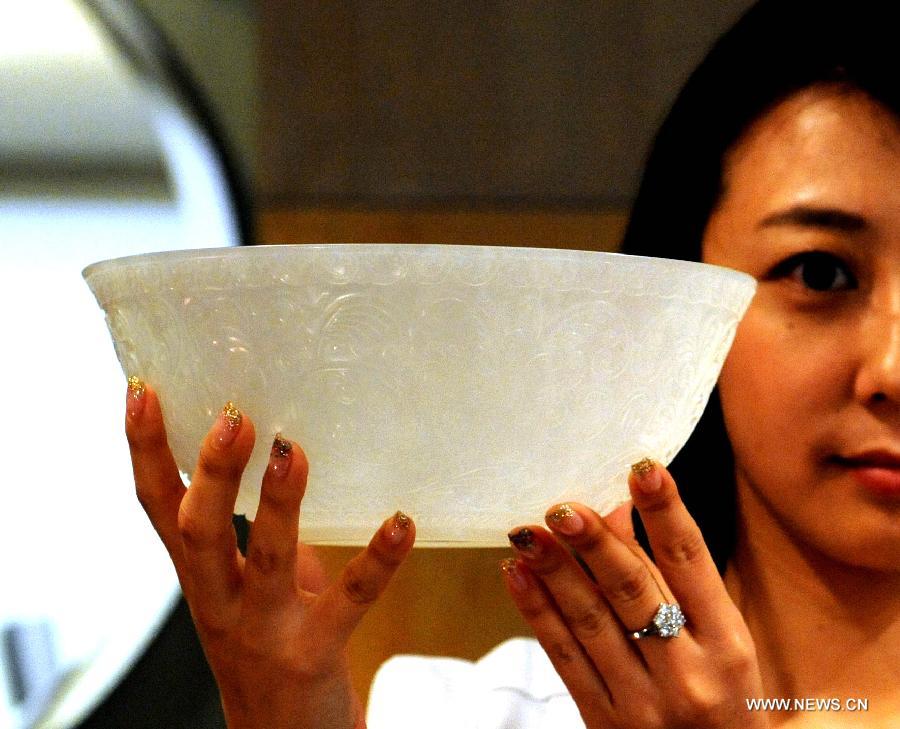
[82, 243, 756, 289]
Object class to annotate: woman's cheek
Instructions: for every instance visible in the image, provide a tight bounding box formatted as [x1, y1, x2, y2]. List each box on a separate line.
[718, 307, 814, 466]
[720, 298, 845, 488]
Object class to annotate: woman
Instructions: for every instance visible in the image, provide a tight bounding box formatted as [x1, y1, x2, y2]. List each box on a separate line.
[123, 0, 899, 726]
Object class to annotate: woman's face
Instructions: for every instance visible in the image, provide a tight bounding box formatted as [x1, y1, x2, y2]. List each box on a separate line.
[702, 86, 900, 570]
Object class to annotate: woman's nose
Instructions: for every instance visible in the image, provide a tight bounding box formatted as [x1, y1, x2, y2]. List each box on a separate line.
[854, 285, 900, 407]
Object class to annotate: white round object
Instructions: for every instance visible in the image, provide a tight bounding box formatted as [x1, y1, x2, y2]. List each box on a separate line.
[83, 244, 755, 546]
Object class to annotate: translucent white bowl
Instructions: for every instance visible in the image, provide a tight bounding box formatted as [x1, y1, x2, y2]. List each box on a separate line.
[84, 244, 755, 546]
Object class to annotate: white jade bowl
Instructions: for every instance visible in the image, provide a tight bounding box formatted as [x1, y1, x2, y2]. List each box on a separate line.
[84, 244, 756, 546]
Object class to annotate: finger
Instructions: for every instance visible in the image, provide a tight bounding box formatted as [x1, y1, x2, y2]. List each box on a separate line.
[243, 434, 308, 612]
[307, 512, 415, 658]
[124, 378, 186, 564]
[544, 503, 676, 645]
[506, 526, 649, 693]
[628, 459, 738, 636]
[295, 542, 329, 595]
[499, 556, 614, 716]
[178, 402, 255, 614]
[604, 500, 636, 543]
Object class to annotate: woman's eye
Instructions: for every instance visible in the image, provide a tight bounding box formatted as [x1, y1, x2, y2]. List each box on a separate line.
[770, 251, 857, 292]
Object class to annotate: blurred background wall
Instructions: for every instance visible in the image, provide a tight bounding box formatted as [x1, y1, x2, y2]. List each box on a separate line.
[135, 0, 258, 189]
[140, 0, 757, 251]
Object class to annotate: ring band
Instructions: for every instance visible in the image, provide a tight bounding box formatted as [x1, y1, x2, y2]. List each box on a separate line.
[630, 602, 686, 640]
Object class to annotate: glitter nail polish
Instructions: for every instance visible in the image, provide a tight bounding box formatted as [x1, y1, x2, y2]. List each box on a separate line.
[384, 511, 411, 545]
[631, 457, 661, 492]
[214, 401, 242, 448]
[508, 527, 535, 551]
[126, 376, 146, 419]
[547, 504, 584, 535]
[269, 432, 292, 477]
[499, 557, 528, 592]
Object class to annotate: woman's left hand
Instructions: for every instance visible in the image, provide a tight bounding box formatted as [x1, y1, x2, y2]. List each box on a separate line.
[501, 460, 767, 729]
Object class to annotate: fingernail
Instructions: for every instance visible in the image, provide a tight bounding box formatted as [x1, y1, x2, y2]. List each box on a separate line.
[383, 511, 411, 545]
[631, 458, 661, 492]
[126, 376, 146, 420]
[499, 557, 528, 593]
[213, 401, 242, 449]
[508, 527, 540, 557]
[269, 432, 292, 478]
[546, 504, 584, 536]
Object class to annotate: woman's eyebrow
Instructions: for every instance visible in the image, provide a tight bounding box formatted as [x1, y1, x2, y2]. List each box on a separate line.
[757, 205, 867, 232]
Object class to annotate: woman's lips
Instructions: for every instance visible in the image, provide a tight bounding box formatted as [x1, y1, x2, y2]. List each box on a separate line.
[833, 451, 900, 497]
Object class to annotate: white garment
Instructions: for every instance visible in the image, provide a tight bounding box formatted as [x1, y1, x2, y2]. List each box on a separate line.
[366, 638, 585, 729]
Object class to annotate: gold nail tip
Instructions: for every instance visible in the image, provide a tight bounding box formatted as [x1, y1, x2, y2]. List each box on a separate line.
[127, 376, 145, 395]
[222, 401, 242, 427]
[271, 432, 292, 457]
[499, 557, 518, 574]
[547, 503, 576, 523]
[630, 457, 655, 476]
[391, 511, 411, 529]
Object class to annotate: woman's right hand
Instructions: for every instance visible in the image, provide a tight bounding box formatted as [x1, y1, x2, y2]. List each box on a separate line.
[124, 380, 415, 729]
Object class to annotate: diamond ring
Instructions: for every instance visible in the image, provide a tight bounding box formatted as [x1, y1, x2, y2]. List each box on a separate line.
[629, 602, 686, 639]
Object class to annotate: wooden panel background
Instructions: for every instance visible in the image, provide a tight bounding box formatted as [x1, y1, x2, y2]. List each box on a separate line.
[259, 207, 627, 249]
[258, 1, 754, 209]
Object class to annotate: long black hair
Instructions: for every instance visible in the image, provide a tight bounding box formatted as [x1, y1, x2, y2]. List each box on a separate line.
[620, 0, 899, 572]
